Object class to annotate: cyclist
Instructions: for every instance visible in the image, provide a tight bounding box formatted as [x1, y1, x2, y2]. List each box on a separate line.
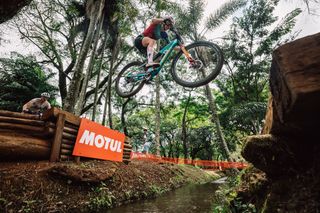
[134, 16, 175, 68]
[22, 92, 51, 115]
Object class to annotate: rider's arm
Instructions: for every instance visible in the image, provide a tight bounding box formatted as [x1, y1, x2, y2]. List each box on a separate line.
[46, 102, 51, 110]
[151, 18, 164, 25]
[22, 100, 32, 111]
[22, 98, 38, 111]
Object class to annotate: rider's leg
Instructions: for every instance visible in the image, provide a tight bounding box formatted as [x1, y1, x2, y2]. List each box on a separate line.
[142, 37, 159, 67]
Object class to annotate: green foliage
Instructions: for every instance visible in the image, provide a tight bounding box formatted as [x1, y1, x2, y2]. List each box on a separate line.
[89, 183, 115, 210]
[173, 0, 246, 41]
[21, 200, 37, 213]
[217, 0, 301, 147]
[212, 170, 257, 212]
[149, 185, 165, 196]
[206, 0, 247, 31]
[0, 53, 58, 111]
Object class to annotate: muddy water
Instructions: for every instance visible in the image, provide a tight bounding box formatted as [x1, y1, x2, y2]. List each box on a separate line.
[108, 179, 225, 213]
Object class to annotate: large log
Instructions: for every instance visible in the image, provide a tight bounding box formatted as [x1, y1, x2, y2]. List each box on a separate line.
[60, 148, 73, 155]
[62, 139, 76, 145]
[243, 33, 320, 175]
[61, 143, 74, 150]
[62, 132, 77, 141]
[0, 133, 50, 160]
[46, 122, 79, 135]
[0, 110, 40, 120]
[124, 143, 132, 149]
[0, 122, 46, 133]
[268, 32, 320, 136]
[0, 115, 45, 126]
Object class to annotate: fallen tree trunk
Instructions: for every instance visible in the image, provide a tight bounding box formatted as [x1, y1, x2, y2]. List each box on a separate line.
[0, 133, 50, 160]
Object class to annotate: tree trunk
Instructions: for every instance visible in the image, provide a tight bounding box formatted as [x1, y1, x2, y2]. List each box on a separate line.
[119, 99, 131, 136]
[106, 37, 121, 128]
[154, 75, 161, 156]
[181, 91, 191, 160]
[204, 84, 233, 162]
[63, 0, 105, 113]
[75, 12, 105, 116]
[92, 32, 108, 122]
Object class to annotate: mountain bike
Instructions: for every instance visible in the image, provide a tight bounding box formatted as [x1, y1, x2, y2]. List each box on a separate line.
[115, 29, 223, 98]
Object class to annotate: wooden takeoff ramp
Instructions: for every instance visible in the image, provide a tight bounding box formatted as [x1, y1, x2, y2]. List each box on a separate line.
[0, 107, 132, 163]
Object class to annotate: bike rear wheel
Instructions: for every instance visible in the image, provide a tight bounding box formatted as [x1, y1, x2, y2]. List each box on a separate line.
[115, 61, 146, 98]
[171, 41, 223, 88]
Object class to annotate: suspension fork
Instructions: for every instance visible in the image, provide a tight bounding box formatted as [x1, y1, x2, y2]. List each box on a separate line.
[180, 44, 195, 63]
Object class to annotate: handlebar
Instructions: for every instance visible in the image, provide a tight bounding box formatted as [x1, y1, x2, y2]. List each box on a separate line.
[171, 27, 183, 44]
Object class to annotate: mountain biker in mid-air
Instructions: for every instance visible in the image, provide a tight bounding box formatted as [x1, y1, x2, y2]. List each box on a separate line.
[115, 16, 223, 98]
[134, 16, 176, 68]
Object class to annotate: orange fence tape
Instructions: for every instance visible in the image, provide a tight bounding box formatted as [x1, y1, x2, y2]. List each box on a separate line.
[130, 152, 248, 170]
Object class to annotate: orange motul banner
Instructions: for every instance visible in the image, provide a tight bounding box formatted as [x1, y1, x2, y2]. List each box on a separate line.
[72, 118, 125, 162]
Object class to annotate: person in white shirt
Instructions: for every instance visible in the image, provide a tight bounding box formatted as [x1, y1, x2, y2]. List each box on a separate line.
[22, 92, 51, 115]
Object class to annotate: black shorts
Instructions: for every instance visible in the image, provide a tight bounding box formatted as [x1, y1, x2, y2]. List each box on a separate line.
[134, 35, 147, 56]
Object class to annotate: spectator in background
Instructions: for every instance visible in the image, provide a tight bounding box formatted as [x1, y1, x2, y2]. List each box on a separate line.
[22, 92, 51, 115]
[142, 127, 152, 154]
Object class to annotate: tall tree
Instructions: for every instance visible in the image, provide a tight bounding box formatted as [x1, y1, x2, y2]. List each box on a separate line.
[220, 0, 301, 138]
[173, 0, 246, 161]
[14, 0, 79, 104]
[64, 0, 105, 113]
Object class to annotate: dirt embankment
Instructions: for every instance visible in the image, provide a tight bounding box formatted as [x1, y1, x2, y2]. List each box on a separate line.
[0, 159, 219, 212]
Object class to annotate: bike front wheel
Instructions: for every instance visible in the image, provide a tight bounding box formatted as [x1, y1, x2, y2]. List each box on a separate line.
[171, 41, 223, 88]
[115, 61, 146, 98]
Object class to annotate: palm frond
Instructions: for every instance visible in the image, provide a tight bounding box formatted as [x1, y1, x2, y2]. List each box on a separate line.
[205, 0, 246, 31]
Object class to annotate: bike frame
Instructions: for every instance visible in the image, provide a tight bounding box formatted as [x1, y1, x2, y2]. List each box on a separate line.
[132, 37, 191, 82]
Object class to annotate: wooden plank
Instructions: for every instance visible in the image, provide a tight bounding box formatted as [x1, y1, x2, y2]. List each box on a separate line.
[60, 154, 74, 161]
[50, 113, 66, 162]
[124, 143, 132, 149]
[62, 132, 77, 141]
[65, 122, 80, 129]
[61, 143, 74, 150]
[46, 122, 79, 135]
[125, 136, 131, 144]
[62, 138, 75, 145]
[122, 155, 131, 159]
[123, 148, 132, 153]
[42, 107, 80, 126]
[0, 110, 40, 120]
[64, 126, 78, 135]
[0, 116, 45, 126]
[0, 122, 46, 133]
[123, 153, 131, 158]
[60, 148, 73, 155]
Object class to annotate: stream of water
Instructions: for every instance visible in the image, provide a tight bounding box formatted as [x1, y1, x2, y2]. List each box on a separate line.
[107, 178, 226, 213]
